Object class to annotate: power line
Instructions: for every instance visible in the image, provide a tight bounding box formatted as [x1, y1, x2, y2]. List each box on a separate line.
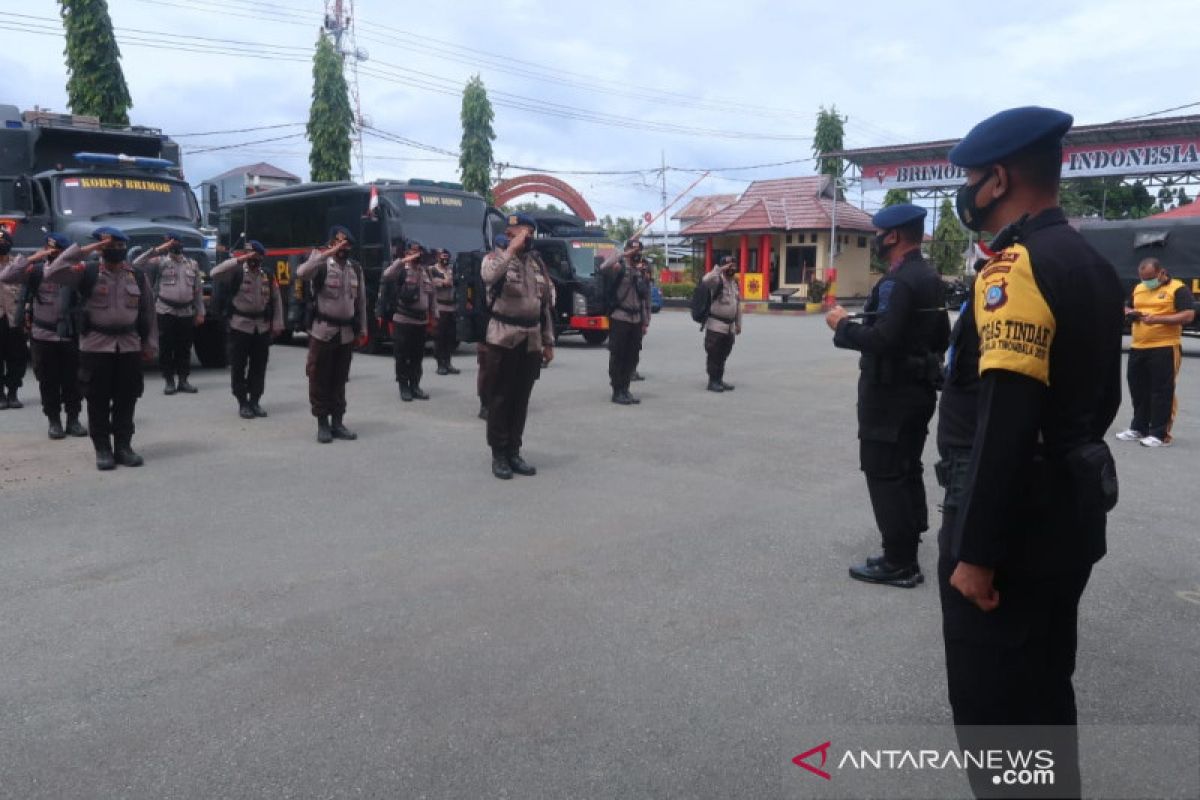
[1114, 101, 1200, 122]
[170, 123, 307, 137]
[184, 133, 307, 154]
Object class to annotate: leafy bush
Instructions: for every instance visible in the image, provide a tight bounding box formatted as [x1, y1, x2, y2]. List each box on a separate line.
[659, 282, 696, 299]
[808, 279, 828, 303]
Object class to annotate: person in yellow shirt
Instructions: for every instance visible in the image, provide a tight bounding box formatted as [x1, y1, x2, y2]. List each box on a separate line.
[1115, 257, 1196, 447]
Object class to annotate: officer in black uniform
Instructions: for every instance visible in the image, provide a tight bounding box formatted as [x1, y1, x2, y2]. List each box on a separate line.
[826, 203, 949, 588]
[937, 107, 1124, 799]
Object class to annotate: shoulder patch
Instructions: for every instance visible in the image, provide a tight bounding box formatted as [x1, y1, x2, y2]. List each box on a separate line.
[876, 279, 895, 313]
[974, 243, 1056, 385]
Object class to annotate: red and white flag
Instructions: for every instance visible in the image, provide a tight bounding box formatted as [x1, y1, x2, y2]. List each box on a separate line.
[366, 185, 380, 219]
[404, 192, 421, 207]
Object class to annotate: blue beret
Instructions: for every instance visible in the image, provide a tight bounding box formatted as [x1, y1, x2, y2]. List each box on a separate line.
[949, 106, 1073, 168]
[493, 234, 510, 249]
[872, 203, 927, 230]
[328, 224, 355, 244]
[506, 212, 537, 229]
[47, 232, 72, 249]
[91, 226, 129, 243]
[246, 240, 266, 256]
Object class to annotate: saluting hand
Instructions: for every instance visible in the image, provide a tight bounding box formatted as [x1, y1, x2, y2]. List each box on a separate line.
[950, 562, 1000, 612]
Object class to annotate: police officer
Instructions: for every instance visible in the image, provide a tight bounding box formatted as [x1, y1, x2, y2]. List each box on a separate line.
[211, 240, 284, 419]
[431, 248, 460, 376]
[45, 227, 157, 470]
[701, 255, 742, 392]
[0, 228, 29, 410]
[599, 238, 652, 405]
[296, 225, 368, 443]
[937, 107, 1124, 798]
[382, 241, 436, 401]
[473, 234, 508, 421]
[133, 233, 204, 395]
[480, 213, 555, 479]
[0, 233, 87, 438]
[826, 204, 949, 588]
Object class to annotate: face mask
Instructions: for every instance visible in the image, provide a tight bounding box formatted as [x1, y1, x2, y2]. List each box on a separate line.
[0, 243, 11, 256]
[247, 257, 263, 269]
[101, 248, 126, 264]
[871, 232, 890, 261]
[169, 244, 183, 255]
[1142, 277, 1162, 290]
[955, 171, 1000, 233]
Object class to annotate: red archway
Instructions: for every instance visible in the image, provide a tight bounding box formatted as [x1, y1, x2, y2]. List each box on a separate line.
[492, 174, 597, 222]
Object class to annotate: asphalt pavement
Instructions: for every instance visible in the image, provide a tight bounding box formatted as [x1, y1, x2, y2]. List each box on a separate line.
[1, 311, 1197, 799]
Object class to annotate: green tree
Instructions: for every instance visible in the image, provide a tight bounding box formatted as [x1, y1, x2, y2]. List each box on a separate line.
[459, 75, 496, 202]
[1061, 177, 1156, 219]
[59, 0, 132, 125]
[812, 105, 847, 180]
[882, 189, 910, 207]
[603, 216, 639, 242]
[506, 201, 564, 215]
[929, 197, 967, 275]
[306, 33, 353, 182]
[1178, 188, 1192, 207]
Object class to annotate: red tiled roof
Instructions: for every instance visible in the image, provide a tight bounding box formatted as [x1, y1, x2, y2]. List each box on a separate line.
[1148, 202, 1200, 219]
[680, 176, 876, 236]
[672, 193, 738, 221]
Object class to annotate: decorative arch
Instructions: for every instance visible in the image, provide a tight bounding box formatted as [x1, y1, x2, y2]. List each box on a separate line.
[492, 174, 597, 222]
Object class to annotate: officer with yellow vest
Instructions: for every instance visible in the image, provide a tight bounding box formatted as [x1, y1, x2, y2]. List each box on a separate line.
[1115, 257, 1195, 447]
[937, 106, 1124, 798]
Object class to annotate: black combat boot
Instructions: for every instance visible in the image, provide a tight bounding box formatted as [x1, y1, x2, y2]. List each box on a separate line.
[317, 415, 333, 444]
[623, 389, 641, 405]
[47, 415, 66, 440]
[399, 381, 414, 402]
[848, 558, 924, 588]
[163, 375, 177, 395]
[720, 381, 736, 391]
[5, 388, 21, 408]
[238, 399, 255, 419]
[177, 377, 198, 394]
[0, 391, 7, 410]
[706, 380, 725, 393]
[443, 362, 460, 375]
[478, 403, 488, 420]
[330, 415, 357, 440]
[491, 452, 513, 480]
[114, 438, 144, 467]
[65, 415, 88, 437]
[612, 388, 634, 405]
[95, 444, 116, 471]
[249, 400, 268, 417]
[507, 451, 537, 476]
[436, 362, 449, 376]
[631, 371, 645, 382]
[410, 384, 429, 401]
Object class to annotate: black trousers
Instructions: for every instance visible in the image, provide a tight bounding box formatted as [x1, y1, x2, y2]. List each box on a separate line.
[477, 342, 491, 403]
[157, 313, 195, 380]
[938, 546, 1090, 798]
[78, 350, 144, 449]
[228, 329, 271, 403]
[608, 319, 643, 391]
[30, 338, 82, 418]
[434, 311, 457, 365]
[1127, 345, 1180, 439]
[0, 316, 29, 391]
[307, 336, 353, 418]
[393, 322, 426, 387]
[860, 421, 932, 565]
[704, 330, 735, 382]
[483, 343, 541, 455]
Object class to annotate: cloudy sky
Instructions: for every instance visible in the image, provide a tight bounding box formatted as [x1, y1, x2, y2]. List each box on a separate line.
[3, 0, 1197, 222]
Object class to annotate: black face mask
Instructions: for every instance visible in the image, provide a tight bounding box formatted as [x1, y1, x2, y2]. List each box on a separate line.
[247, 257, 263, 269]
[955, 172, 1000, 233]
[0, 243, 11, 256]
[169, 244, 183, 255]
[101, 248, 126, 264]
[871, 232, 891, 261]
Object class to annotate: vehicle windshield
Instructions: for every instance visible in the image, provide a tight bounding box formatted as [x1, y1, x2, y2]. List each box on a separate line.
[382, 190, 487, 256]
[56, 174, 198, 222]
[566, 239, 619, 278]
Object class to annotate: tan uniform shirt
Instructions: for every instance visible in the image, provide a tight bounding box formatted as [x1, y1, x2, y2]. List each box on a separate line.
[382, 259, 437, 328]
[598, 252, 652, 326]
[0, 255, 27, 326]
[702, 269, 742, 336]
[133, 251, 204, 319]
[211, 258, 283, 335]
[430, 262, 457, 313]
[296, 251, 368, 344]
[45, 244, 158, 355]
[0, 254, 68, 343]
[481, 247, 555, 352]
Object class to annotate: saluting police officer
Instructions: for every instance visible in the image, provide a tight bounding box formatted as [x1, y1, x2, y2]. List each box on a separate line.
[0, 233, 87, 438]
[937, 107, 1124, 798]
[480, 213, 555, 479]
[701, 255, 742, 392]
[211, 240, 284, 419]
[296, 225, 368, 443]
[826, 204, 949, 589]
[0, 228, 29, 410]
[431, 248, 461, 376]
[382, 241, 436, 402]
[45, 227, 157, 470]
[599, 238, 652, 405]
[133, 233, 204, 395]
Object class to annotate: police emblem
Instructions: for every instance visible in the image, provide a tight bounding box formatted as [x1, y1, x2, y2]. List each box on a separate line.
[983, 279, 1009, 311]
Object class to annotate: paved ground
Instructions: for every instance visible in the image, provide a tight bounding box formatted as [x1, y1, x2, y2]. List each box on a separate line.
[1, 311, 1197, 799]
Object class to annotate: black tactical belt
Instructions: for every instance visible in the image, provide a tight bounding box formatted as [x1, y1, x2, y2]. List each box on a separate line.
[33, 318, 59, 331]
[394, 307, 427, 321]
[160, 297, 195, 310]
[709, 312, 736, 324]
[233, 308, 270, 320]
[315, 311, 355, 326]
[88, 322, 136, 336]
[490, 311, 539, 328]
